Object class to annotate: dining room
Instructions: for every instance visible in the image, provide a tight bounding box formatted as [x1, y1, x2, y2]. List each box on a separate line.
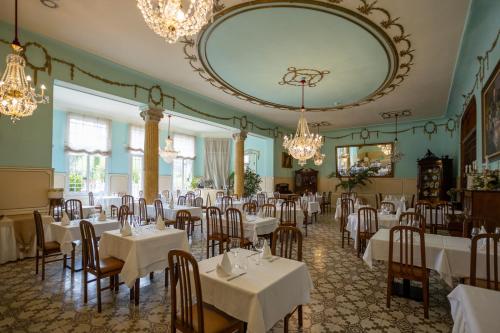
[0, 0, 499, 332]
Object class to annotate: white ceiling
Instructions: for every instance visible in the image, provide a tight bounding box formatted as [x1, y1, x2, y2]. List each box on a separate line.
[0, 0, 471, 129]
[53, 84, 236, 138]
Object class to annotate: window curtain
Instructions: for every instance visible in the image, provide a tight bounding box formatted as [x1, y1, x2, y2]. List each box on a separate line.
[204, 138, 230, 190]
[65, 113, 111, 155]
[128, 125, 144, 153]
[173, 134, 196, 159]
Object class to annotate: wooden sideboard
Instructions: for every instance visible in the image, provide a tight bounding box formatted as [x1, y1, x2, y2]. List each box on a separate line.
[463, 190, 500, 228]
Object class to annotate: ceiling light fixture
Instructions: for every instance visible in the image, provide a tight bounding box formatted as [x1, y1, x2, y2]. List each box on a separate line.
[313, 124, 325, 166]
[283, 79, 323, 166]
[137, 0, 214, 44]
[159, 114, 178, 163]
[391, 114, 404, 163]
[0, 0, 49, 122]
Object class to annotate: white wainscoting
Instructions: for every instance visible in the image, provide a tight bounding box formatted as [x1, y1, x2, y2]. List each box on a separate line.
[109, 174, 129, 194]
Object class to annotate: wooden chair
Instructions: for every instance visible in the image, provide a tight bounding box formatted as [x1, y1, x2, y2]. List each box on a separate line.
[242, 202, 257, 215]
[340, 198, 354, 248]
[380, 201, 396, 213]
[410, 194, 415, 209]
[462, 216, 496, 237]
[271, 226, 304, 332]
[175, 210, 192, 239]
[280, 200, 297, 227]
[168, 249, 244, 333]
[378, 193, 383, 204]
[225, 208, 252, 249]
[186, 192, 196, 206]
[177, 195, 187, 206]
[375, 193, 380, 209]
[121, 195, 135, 217]
[273, 191, 280, 199]
[387, 225, 429, 319]
[161, 190, 170, 201]
[267, 197, 277, 205]
[88, 192, 102, 213]
[340, 192, 351, 200]
[415, 201, 433, 232]
[324, 191, 332, 213]
[433, 201, 454, 234]
[356, 207, 378, 257]
[205, 206, 228, 258]
[191, 197, 204, 235]
[299, 198, 311, 237]
[118, 205, 130, 228]
[399, 212, 426, 234]
[261, 203, 276, 218]
[34, 210, 70, 280]
[65, 199, 83, 220]
[80, 220, 124, 313]
[232, 193, 240, 200]
[221, 196, 233, 212]
[256, 193, 266, 208]
[470, 233, 499, 290]
[138, 198, 151, 225]
[215, 191, 225, 201]
[154, 199, 165, 220]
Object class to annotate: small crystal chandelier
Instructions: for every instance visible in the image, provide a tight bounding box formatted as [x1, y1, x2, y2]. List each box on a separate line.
[283, 79, 323, 166]
[391, 114, 404, 163]
[137, 0, 214, 44]
[378, 144, 391, 156]
[0, 0, 48, 122]
[313, 125, 325, 166]
[159, 114, 178, 163]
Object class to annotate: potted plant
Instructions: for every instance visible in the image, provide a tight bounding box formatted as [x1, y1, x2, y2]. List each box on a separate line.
[328, 166, 379, 192]
[244, 168, 262, 197]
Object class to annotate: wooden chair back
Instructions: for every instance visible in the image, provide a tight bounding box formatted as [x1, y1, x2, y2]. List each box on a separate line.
[226, 208, 245, 247]
[206, 206, 224, 237]
[138, 197, 149, 224]
[410, 194, 415, 208]
[341, 192, 350, 199]
[186, 192, 196, 206]
[434, 201, 454, 231]
[242, 202, 257, 214]
[267, 197, 277, 205]
[399, 212, 425, 233]
[272, 226, 303, 261]
[358, 207, 379, 236]
[193, 196, 203, 208]
[415, 201, 433, 230]
[340, 198, 354, 231]
[220, 195, 233, 212]
[121, 195, 134, 214]
[118, 205, 129, 227]
[375, 193, 380, 209]
[88, 192, 95, 206]
[33, 210, 45, 250]
[216, 191, 225, 200]
[256, 193, 266, 207]
[79, 220, 101, 274]
[177, 195, 187, 206]
[380, 201, 396, 213]
[388, 225, 427, 279]
[154, 199, 164, 220]
[470, 233, 499, 290]
[175, 210, 192, 233]
[65, 199, 83, 220]
[280, 200, 297, 226]
[168, 249, 204, 333]
[261, 203, 276, 218]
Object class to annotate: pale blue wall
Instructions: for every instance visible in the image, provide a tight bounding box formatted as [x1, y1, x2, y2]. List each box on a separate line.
[193, 136, 205, 177]
[245, 135, 274, 176]
[446, 0, 500, 169]
[51, 110, 66, 172]
[110, 121, 129, 174]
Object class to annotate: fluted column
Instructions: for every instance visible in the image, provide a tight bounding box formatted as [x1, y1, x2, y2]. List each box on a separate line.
[232, 131, 247, 197]
[140, 106, 164, 204]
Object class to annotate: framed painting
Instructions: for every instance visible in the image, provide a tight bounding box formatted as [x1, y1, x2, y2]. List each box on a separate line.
[482, 60, 500, 161]
[282, 152, 293, 168]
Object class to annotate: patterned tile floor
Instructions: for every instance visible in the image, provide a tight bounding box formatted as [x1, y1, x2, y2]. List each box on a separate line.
[0, 214, 454, 332]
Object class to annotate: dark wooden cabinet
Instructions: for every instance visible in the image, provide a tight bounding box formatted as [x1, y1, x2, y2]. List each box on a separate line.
[417, 150, 453, 202]
[463, 190, 500, 227]
[294, 168, 318, 195]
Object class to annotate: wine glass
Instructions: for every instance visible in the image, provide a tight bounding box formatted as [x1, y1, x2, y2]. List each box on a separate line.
[254, 237, 265, 253]
[471, 227, 480, 239]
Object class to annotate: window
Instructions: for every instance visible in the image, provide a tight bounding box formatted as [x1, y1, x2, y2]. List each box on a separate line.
[66, 114, 110, 193]
[172, 134, 195, 191]
[128, 125, 144, 197]
[244, 149, 259, 172]
[128, 125, 144, 153]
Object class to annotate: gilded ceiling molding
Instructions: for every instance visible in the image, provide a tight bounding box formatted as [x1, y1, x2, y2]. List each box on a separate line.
[279, 67, 330, 87]
[182, 0, 415, 112]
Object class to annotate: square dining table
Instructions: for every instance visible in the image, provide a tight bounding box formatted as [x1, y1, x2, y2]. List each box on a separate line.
[197, 249, 313, 333]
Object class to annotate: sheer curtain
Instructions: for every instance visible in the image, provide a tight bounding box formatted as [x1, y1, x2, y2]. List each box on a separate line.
[65, 113, 111, 155]
[204, 138, 230, 190]
[173, 134, 196, 159]
[128, 125, 144, 153]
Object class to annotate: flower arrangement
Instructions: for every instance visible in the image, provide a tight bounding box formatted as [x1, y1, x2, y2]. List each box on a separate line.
[471, 169, 499, 190]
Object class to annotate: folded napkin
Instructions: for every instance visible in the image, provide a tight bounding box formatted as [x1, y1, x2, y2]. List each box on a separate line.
[216, 251, 232, 277]
[395, 208, 402, 218]
[120, 222, 132, 236]
[262, 239, 272, 259]
[61, 212, 70, 226]
[477, 226, 488, 249]
[156, 216, 166, 230]
[98, 211, 106, 221]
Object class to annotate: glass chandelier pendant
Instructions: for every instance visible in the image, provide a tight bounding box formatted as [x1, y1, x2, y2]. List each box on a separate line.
[283, 79, 323, 166]
[137, 0, 214, 44]
[390, 114, 404, 163]
[313, 150, 325, 166]
[159, 114, 178, 163]
[0, 0, 48, 122]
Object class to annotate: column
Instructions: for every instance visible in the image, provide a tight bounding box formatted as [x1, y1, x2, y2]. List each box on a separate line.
[140, 106, 164, 204]
[232, 131, 247, 197]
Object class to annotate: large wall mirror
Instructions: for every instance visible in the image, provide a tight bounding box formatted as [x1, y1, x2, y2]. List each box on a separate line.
[335, 143, 394, 177]
[244, 149, 260, 172]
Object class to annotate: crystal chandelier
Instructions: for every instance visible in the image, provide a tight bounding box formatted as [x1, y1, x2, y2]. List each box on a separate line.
[391, 114, 404, 163]
[378, 144, 391, 156]
[159, 114, 178, 163]
[283, 79, 323, 166]
[0, 0, 48, 122]
[313, 125, 325, 166]
[137, 0, 214, 44]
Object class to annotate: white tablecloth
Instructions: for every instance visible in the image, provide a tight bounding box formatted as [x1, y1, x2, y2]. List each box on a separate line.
[406, 207, 464, 226]
[99, 226, 189, 287]
[346, 212, 400, 249]
[140, 204, 203, 221]
[0, 216, 17, 264]
[275, 206, 304, 228]
[49, 219, 120, 255]
[197, 249, 313, 333]
[216, 200, 244, 211]
[381, 197, 407, 212]
[242, 216, 279, 241]
[448, 284, 500, 333]
[94, 196, 122, 212]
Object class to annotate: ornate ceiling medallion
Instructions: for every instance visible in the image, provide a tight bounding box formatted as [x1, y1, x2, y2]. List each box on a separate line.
[279, 67, 330, 87]
[182, 0, 414, 112]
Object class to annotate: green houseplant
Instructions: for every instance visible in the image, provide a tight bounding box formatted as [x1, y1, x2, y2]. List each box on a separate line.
[328, 166, 379, 192]
[244, 168, 262, 197]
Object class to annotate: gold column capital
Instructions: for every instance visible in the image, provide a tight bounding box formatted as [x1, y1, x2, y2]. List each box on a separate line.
[140, 105, 164, 123]
[232, 130, 248, 142]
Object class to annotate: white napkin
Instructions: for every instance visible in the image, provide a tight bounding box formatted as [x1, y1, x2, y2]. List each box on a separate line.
[216, 251, 232, 277]
[61, 212, 70, 226]
[262, 239, 272, 259]
[401, 195, 406, 202]
[98, 211, 106, 221]
[396, 208, 402, 218]
[120, 222, 132, 236]
[477, 226, 488, 249]
[156, 216, 166, 230]
[257, 209, 264, 218]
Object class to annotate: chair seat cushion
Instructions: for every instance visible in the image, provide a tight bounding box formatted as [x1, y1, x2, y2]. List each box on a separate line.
[99, 257, 124, 274]
[190, 303, 241, 333]
[44, 241, 61, 254]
